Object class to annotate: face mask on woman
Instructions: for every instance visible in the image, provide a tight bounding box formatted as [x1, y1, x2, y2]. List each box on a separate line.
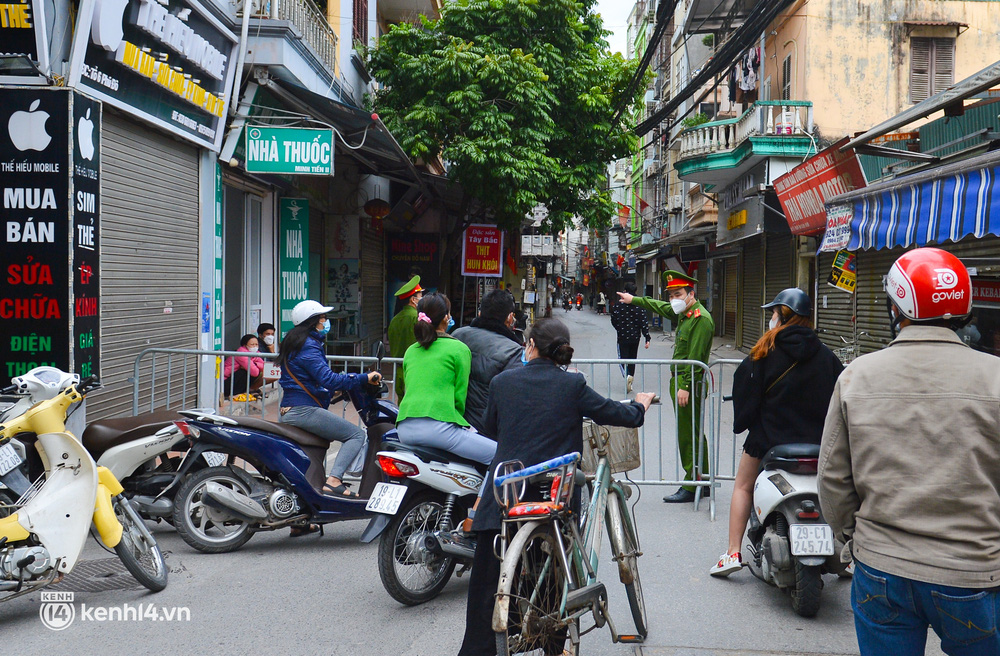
[447, 316, 455, 331]
[263, 335, 275, 346]
[669, 296, 688, 314]
[248, 346, 259, 353]
[768, 317, 779, 331]
[317, 319, 331, 336]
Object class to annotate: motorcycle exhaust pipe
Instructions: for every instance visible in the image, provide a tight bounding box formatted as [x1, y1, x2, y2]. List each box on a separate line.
[203, 482, 268, 521]
[131, 495, 173, 518]
[432, 531, 476, 560]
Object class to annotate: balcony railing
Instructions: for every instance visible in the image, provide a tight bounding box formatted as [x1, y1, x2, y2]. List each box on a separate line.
[678, 101, 813, 161]
[275, 0, 338, 77]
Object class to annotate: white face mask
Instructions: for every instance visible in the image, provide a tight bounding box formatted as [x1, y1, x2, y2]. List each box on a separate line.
[768, 317, 779, 331]
[248, 347, 259, 353]
[263, 335, 275, 346]
[669, 297, 688, 314]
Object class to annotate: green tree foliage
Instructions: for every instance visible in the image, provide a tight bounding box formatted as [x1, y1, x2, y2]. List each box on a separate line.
[367, 0, 649, 232]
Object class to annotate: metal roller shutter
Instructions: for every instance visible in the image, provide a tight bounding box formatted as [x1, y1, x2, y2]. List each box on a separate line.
[854, 248, 900, 355]
[740, 236, 764, 350]
[724, 257, 738, 338]
[90, 113, 200, 419]
[764, 235, 793, 304]
[360, 223, 384, 351]
[815, 251, 856, 351]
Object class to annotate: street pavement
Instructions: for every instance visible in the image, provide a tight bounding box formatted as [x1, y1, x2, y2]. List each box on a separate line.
[0, 304, 948, 655]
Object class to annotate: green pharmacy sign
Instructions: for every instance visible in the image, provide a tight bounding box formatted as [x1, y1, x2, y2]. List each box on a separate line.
[244, 126, 335, 175]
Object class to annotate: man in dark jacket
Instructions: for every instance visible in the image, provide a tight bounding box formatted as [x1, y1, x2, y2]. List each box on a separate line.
[452, 290, 523, 435]
[610, 281, 650, 393]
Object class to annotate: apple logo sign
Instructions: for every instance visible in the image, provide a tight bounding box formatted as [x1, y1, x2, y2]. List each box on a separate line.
[78, 108, 96, 161]
[8, 99, 52, 152]
[91, 0, 129, 52]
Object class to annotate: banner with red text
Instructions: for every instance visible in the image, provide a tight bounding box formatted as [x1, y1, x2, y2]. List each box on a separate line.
[461, 224, 504, 277]
[775, 138, 867, 235]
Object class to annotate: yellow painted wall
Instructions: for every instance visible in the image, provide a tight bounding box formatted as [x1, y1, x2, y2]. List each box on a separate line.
[761, 0, 1000, 140]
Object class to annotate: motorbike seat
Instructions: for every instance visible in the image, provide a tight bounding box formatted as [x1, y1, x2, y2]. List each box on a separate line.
[381, 442, 488, 475]
[224, 417, 331, 450]
[759, 443, 821, 474]
[82, 410, 183, 460]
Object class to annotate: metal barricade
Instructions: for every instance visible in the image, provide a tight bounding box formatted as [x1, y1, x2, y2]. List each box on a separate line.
[132, 349, 734, 519]
[706, 359, 745, 487]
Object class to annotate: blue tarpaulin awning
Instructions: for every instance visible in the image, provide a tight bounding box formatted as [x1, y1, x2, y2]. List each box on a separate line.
[825, 150, 1000, 251]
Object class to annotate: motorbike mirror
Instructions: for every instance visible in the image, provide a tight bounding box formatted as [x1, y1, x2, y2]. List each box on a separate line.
[371, 341, 385, 362]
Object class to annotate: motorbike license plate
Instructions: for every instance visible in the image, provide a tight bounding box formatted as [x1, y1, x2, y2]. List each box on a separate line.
[0, 443, 22, 476]
[203, 451, 228, 467]
[366, 483, 407, 515]
[790, 524, 835, 556]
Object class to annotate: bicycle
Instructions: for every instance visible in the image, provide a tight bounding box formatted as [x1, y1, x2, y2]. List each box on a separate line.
[832, 331, 869, 365]
[491, 421, 647, 655]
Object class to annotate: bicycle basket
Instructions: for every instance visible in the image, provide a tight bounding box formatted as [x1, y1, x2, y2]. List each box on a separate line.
[581, 420, 640, 474]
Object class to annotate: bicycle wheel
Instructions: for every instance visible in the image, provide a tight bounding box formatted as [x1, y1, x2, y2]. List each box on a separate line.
[606, 490, 647, 637]
[495, 523, 573, 656]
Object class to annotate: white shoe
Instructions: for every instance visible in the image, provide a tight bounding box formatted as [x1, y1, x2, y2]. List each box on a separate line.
[626, 375, 633, 393]
[709, 552, 743, 577]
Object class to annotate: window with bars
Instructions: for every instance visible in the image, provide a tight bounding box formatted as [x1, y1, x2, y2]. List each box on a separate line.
[353, 0, 368, 45]
[781, 54, 792, 100]
[910, 37, 955, 104]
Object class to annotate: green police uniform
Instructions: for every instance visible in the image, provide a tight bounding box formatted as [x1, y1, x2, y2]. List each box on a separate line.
[387, 276, 423, 396]
[630, 275, 715, 493]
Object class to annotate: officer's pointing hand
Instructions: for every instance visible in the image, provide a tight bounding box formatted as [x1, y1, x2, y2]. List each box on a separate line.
[617, 291, 633, 304]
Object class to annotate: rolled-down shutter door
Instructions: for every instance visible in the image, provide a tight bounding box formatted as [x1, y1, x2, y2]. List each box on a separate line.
[764, 234, 793, 304]
[723, 257, 738, 338]
[855, 248, 900, 355]
[815, 251, 856, 352]
[740, 236, 764, 350]
[360, 222, 384, 352]
[90, 112, 200, 419]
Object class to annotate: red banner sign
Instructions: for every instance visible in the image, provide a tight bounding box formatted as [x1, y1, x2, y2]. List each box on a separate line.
[461, 224, 503, 277]
[972, 279, 1000, 304]
[775, 137, 867, 235]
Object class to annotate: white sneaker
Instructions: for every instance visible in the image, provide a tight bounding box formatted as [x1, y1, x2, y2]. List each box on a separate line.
[626, 375, 633, 393]
[709, 552, 743, 577]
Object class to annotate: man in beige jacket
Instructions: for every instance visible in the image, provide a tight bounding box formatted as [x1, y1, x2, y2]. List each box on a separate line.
[819, 248, 1000, 656]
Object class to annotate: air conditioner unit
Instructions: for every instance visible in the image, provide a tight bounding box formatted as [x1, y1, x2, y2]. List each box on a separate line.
[669, 194, 683, 210]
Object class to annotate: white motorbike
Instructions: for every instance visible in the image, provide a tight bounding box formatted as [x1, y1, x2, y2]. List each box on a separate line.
[743, 443, 849, 617]
[0, 374, 168, 599]
[364, 431, 485, 606]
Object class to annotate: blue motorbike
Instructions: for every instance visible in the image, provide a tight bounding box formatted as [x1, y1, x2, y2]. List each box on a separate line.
[163, 366, 398, 554]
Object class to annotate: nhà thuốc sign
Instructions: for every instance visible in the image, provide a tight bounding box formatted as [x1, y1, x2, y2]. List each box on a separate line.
[0, 87, 101, 385]
[278, 198, 309, 337]
[245, 127, 335, 175]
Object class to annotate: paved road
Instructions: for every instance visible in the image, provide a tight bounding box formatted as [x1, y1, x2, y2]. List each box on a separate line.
[0, 306, 948, 655]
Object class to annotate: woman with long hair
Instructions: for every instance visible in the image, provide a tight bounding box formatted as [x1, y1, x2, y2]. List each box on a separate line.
[396, 293, 497, 465]
[458, 318, 654, 655]
[709, 289, 843, 576]
[277, 300, 381, 520]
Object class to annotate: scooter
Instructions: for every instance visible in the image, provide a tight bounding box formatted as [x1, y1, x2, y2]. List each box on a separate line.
[163, 357, 398, 554]
[742, 443, 848, 617]
[367, 433, 484, 605]
[0, 376, 168, 600]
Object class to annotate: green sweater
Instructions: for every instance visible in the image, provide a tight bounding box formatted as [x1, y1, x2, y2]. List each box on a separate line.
[397, 334, 472, 426]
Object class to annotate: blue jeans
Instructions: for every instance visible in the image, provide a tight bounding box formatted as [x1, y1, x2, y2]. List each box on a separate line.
[279, 405, 366, 480]
[853, 560, 999, 656]
[396, 417, 496, 465]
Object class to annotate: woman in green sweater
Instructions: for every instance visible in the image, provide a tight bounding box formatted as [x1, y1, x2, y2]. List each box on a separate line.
[396, 293, 497, 465]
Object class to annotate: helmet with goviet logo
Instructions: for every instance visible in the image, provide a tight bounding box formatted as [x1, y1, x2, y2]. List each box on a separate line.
[884, 248, 971, 324]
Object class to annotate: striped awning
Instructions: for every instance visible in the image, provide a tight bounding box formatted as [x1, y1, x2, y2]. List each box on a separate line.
[826, 150, 1000, 251]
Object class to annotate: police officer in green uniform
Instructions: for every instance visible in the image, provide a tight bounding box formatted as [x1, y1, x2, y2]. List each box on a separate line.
[618, 270, 715, 503]
[387, 275, 423, 398]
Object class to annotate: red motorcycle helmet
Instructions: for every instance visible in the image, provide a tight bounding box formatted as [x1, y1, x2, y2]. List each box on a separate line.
[884, 247, 972, 321]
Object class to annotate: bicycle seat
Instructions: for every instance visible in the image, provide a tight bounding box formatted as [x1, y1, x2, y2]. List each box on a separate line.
[759, 443, 820, 474]
[506, 501, 565, 518]
[82, 410, 183, 460]
[380, 442, 488, 474]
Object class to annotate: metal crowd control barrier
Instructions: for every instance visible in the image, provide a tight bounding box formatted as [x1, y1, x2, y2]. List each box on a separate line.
[132, 348, 734, 519]
[707, 359, 745, 487]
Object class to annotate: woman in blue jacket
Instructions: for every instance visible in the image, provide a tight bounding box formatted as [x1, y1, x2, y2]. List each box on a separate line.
[276, 300, 381, 512]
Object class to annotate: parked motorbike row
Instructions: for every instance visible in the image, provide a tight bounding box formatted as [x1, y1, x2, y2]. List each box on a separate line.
[0, 358, 847, 617]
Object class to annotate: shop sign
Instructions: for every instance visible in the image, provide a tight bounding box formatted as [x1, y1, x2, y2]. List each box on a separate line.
[972, 280, 1000, 305]
[68, 0, 238, 151]
[870, 132, 918, 145]
[727, 209, 747, 230]
[244, 127, 335, 175]
[0, 88, 101, 385]
[212, 163, 222, 348]
[461, 224, 503, 277]
[819, 204, 854, 253]
[775, 138, 867, 235]
[827, 249, 857, 294]
[0, 0, 50, 82]
[278, 198, 309, 337]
